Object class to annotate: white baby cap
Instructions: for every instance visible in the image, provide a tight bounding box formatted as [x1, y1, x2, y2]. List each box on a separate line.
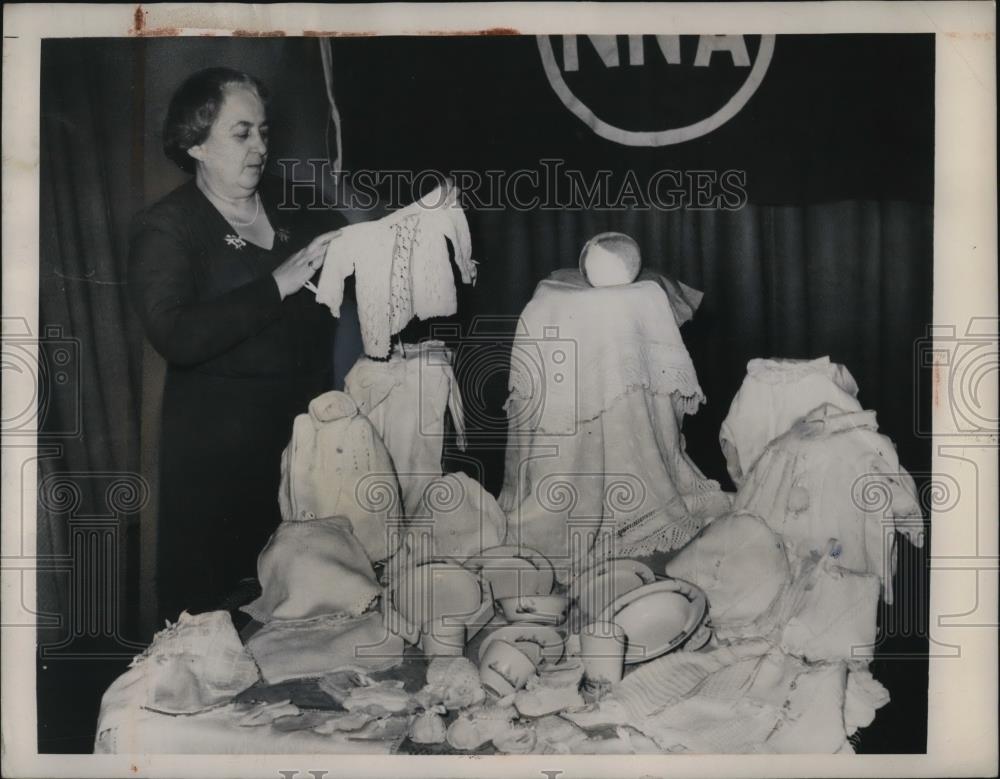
[406, 472, 507, 563]
[96, 611, 259, 727]
[278, 390, 402, 563]
[243, 516, 382, 623]
[579, 232, 643, 287]
[664, 511, 791, 629]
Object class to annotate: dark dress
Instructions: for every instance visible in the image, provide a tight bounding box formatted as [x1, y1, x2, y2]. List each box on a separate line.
[128, 175, 345, 624]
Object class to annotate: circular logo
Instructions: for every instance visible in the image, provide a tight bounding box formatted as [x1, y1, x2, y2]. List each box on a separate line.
[537, 34, 775, 146]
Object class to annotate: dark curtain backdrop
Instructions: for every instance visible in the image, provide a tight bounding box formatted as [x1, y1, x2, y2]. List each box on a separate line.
[37, 35, 930, 754]
[459, 200, 932, 491]
[37, 37, 148, 754]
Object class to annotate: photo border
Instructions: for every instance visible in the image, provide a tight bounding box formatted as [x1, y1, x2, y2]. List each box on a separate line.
[2, 3, 996, 777]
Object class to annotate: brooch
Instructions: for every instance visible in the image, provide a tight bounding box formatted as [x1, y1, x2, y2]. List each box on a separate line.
[225, 234, 247, 250]
[276, 227, 291, 244]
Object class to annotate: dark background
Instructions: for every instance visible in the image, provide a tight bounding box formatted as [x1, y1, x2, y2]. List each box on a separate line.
[36, 34, 932, 753]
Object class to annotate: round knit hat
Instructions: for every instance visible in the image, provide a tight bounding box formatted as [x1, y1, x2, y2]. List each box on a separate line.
[578, 232, 642, 287]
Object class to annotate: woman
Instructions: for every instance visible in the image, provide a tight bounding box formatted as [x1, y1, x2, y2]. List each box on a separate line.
[129, 67, 342, 624]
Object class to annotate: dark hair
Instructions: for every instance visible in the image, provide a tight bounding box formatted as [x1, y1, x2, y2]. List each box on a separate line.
[162, 67, 269, 174]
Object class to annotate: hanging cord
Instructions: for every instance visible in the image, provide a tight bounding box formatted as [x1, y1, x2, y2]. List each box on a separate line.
[318, 37, 343, 177]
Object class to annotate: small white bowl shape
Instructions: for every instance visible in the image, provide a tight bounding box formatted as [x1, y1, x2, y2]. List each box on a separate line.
[479, 639, 537, 697]
[496, 594, 569, 625]
[467, 555, 539, 601]
[389, 558, 489, 639]
[571, 558, 655, 623]
[464, 544, 555, 598]
[598, 578, 707, 664]
[477, 625, 565, 666]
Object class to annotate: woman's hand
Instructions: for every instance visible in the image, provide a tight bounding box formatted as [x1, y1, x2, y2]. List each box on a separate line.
[271, 230, 340, 300]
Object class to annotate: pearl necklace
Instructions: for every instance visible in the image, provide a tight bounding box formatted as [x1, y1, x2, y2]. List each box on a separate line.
[208, 191, 261, 228]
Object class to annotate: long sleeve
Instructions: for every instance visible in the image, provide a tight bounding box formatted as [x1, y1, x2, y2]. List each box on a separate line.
[314, 229, 356, 317]
[128, 223, 284, 367]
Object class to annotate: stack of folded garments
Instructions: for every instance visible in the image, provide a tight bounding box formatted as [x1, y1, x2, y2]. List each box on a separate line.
[244, 389, 412, 685]
[242, 516, 405, 684]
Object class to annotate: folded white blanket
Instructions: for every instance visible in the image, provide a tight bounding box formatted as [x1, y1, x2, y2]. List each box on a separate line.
[94, 701, 397, 754]
[245, 611, 404, 684]
[566, 640, 852, 754]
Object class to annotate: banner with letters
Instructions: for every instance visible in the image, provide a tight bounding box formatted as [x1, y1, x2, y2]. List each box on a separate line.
[318, 33, 933, 208]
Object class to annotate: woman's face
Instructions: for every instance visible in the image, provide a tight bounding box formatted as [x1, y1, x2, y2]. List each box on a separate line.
[187, 85, 269, 196]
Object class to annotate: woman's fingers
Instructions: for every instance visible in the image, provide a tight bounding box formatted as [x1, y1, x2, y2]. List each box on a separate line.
[309, 229, 341, 252]
[303, 231, 339, 269]
[272, 229, 342, 299]
[304, 247, 326, 271]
